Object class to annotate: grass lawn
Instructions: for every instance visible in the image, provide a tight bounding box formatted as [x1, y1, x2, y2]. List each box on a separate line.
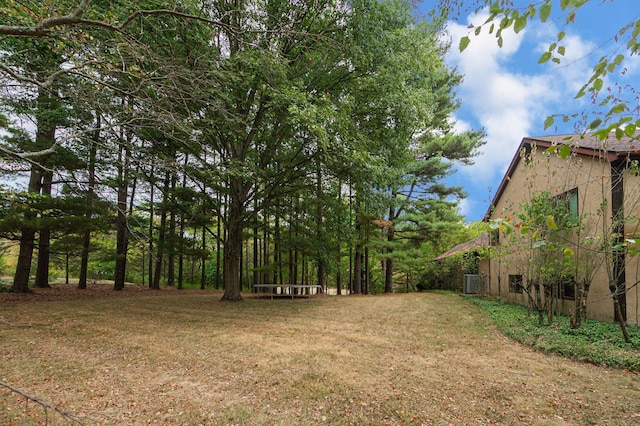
[2, 285, 640, 425]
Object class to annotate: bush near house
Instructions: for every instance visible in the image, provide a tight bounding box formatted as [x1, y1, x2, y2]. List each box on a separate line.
[471, 297, 640, 371]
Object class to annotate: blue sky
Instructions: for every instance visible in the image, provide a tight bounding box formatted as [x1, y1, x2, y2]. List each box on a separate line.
[417, 0, 640, 222]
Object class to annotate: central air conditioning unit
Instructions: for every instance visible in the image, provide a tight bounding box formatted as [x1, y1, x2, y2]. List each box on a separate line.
[463, 274, 482, 294]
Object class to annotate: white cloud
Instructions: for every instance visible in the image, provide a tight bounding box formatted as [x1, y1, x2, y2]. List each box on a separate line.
[443, 14, 604, 186]
[436, 2, 638, 222]
[445, 17, 548, 182]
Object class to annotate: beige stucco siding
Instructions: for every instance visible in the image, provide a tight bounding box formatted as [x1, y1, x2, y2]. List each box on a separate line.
[623, 171, 640, 325]
[482, 145, 627, 324]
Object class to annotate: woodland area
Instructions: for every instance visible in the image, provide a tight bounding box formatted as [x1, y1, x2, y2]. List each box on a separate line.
[0, 0, 485, 299]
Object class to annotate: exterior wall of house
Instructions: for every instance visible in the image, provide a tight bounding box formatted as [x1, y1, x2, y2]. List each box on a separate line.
[623, 170, 640, 326]
[481, 144, 630, 324]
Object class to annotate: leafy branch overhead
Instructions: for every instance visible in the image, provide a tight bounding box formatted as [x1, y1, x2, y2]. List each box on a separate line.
[0, 0, 236, 38]
[443, 0, 640, 138]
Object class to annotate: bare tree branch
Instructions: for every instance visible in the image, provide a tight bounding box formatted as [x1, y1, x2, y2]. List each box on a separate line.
[0, 1, 233, 38]
[0, 0, 90, 37]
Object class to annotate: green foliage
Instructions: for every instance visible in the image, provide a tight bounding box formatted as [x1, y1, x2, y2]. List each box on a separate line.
[491, 190, 582, 325]
[471, 297, 640, 370]
[0, 0, 478, 295]
[0, 238, 10, 275]
[415, 221, 487, 291]
[436, 0, 640, 136]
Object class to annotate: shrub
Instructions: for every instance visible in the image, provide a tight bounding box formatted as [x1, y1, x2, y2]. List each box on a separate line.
[470, 297, 640, 371]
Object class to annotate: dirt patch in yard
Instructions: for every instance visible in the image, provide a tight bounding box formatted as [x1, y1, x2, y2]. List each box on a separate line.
[1, 286, 639, 425]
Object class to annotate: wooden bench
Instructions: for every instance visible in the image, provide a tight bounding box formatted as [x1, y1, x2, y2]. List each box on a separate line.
[252, 284, 324, 299]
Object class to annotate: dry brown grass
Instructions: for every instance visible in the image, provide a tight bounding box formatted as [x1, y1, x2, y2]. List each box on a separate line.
[1, 284, 640, 425]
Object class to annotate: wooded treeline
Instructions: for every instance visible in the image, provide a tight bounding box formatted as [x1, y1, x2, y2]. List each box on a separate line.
[0, 0, 484, 299]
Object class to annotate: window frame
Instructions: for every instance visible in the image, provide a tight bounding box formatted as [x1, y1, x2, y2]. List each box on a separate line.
[508, 274, 523, 294]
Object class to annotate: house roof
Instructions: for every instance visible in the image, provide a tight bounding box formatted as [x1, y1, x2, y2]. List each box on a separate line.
[433, 232, 490, 261]
[484, 132, 640, 221]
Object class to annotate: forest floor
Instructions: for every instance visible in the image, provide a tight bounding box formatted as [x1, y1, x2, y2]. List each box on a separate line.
[1, 284, 640, 425]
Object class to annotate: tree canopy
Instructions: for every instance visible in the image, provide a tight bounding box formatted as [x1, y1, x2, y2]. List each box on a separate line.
[0, 0, 483, 296]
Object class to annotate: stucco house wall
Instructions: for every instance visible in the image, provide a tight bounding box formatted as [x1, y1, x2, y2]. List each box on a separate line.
[477, 133, 640, 325]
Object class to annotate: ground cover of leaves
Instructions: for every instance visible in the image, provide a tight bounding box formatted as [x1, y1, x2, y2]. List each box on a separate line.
[1, 284, 640, 425]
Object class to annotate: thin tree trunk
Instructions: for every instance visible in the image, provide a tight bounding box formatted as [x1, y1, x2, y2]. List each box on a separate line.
[571, 280, 588, 329]
[289, 199, 294, 286]
[221, 183, 244, 301]
[614, 295, 631, 343]
[201, 211, 206, 290]
[253, 215, 259, 289]
[353, 250, 362, 295]
[177, 155, 188, 290]
[11, 167, 41, 292]
[263, 212, 270, 284]
[167, 173, 176, 287]
[384, 219, 395, 293]
[353, 197, 362, 295]
[148, 178, 154, 288]
[113, 136, 130, 291]
[275, 200, 283, 285]
[13, 84, 58, 292]
[151, 170, 170, 290]
[215, 192, 222, 290]
[34, 170, 53, 288]
[316, 165, 325, 289]
[79, 117, 99, 289]
[200, 175, 207, 290]
[364, 246, 369, 294]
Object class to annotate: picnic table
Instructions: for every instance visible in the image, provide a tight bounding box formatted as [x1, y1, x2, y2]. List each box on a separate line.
[252, 284, 324, 299]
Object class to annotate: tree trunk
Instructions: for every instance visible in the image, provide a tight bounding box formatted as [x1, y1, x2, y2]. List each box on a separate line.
[177, 217, 184, 291]
[545, 282, 553, 326]
[221, 188, 244, 301]
[201, 215, 206, 290]
[533, 280, 544, 325]
[11, 168, 43, 293]
[384, 221, 395, 293]
[167, 173, 176, 287]
[177, 155, 188, 290]
[614, 296, 631, 343]
[148, 179, 154, 287]
[215, 193, 222, 290]
[12, 85, 57, 293]
[113, 139, 130, 291]
[316, 165, 325, 289]
[78, 118, 99, 289]
[364, 246, 369, 294]
[151, 174, 169, 290]
[352, 197, 362, 295]
[263, 212, 270, 284]
[353, 250, 362, 295]
[288, 200, 294, 286]
[272, 211, 278, 286]
[34, 170, 53, 288]
[610, 279, 631, 343]
[336, 246, 342, 295]
[253, 218, 259, 289]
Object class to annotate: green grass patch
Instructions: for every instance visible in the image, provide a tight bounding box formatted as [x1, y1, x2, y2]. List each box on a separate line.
[469, 297, 640, 371]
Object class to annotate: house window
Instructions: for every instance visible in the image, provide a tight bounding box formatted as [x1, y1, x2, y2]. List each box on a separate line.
[551, 276, 576, 300]
[509, 274, 523, 294]
[561, 276, 576, 300]
[555, 188, 578, 220]
[567, 188, 578, 219]
[490, 229, 499, 246]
